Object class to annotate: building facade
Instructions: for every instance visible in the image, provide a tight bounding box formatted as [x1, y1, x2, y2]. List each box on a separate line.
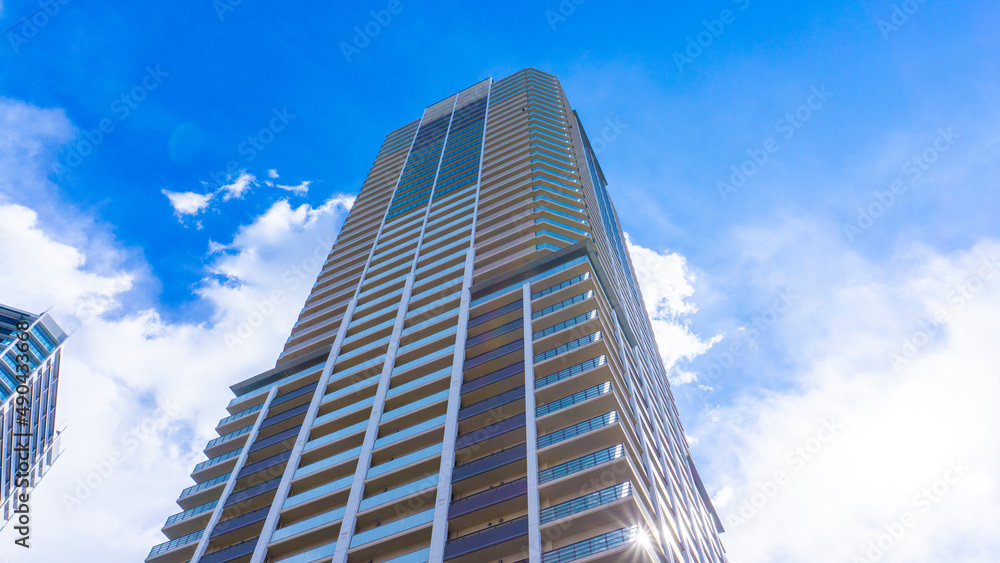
[0, 304, 66, 530]
[148, 68, 726, 563]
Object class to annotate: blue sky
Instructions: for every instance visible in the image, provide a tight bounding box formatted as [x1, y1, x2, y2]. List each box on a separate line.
[2, 1, 999, 561]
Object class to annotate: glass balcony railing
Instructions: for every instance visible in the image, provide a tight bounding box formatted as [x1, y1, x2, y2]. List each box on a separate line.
[383, 547, 430, 563]
[193, 447, 243, 473]
[392, 347, 454, 377]
[304, 419, 368, 453]
[386, 366, 451, 398]
[533, 310, 597, 341]
[147, 528, 204, 558]
[396, 326, 457, 356]
[271, 505, 347, 542]
[206, 424, 253, 449]
[283, 474, 353, 509]
[538, 444, 625, 484]
[540, 525, 637, 563]
[312, 395, 375, 428]
[535, 356, 606, 389]
[532, 272, 589, 300]
[536, 382, 612, 418]
[349, 509, 434, 548]
[374, 415, 446, 449]
[532, 291, 593, 320]
[200, 538, 258, 563]
[217, 403, 263, 427]
[449, 477, 527, 519]
[320, 373, 379, 406]
[533, 332, 602, 364]
[443, 515, 529, 560]
[272, 539, 337, 563]
[295, 445, 362, 479]
[538, 411, 618, 449]
[335, 336, 390, 363]
[164, 499, 219, 527]
[539, 482, 632, 524]
[367, 443, 442, 478]
[179, 472, 231, 499]
[358, 473, 438, 512]
[381, 389, 448, 422]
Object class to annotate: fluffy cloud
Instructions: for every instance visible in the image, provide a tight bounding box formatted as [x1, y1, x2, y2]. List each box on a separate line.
[219, 170, 257, 201]
[625, 235, 722, 378]
[160, 171, 259, 220]
[160, 189, 212, 216]
[0, 100, 355, 561]
[687, 218, 1000, 562]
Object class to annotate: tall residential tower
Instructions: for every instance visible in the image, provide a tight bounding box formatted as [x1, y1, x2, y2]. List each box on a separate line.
[148, 68, 726, 563]
[0, 304, 67, 531]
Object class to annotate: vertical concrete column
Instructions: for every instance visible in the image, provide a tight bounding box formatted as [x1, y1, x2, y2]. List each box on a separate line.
[193, 385, 278, 562]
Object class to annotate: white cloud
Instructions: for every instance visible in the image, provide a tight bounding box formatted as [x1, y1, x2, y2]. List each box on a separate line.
[626, 234, 722, 378]
[268, 168, 279, 179]
[689, 218, 1000, 562]
[219, 170, 257, 201]
[0, 100, 356, 562]
[160, 189, 212, 216]
[275, 180, 310, 195]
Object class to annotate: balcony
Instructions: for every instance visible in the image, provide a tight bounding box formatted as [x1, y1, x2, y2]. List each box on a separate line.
[460, 361, 523, 400]
[455, 413, 525, 450]
[237, 450, 291, 480]
[540, 525, 637, 563]
[211, 505, 270, 537]
[178, 473, 230, 509]
[259, 402, 310, 431]
[449, 477, 526, 519]
[443, 515, 528, 561]
[224, 477, 281, 508]
[199, 537, 259, 563]
[458, 386, 524, 422]
[248, 425, 301, 455]
[146, 528, 203, 561]
[452, 443, 526, 483]
[164, 499, 218, 528]
[540, 482, 632, 525]
[193, 448, 243, 477]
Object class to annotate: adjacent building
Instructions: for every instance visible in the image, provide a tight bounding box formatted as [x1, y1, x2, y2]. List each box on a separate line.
[148, 68, 726, 563]
[0, 304, 67, 530]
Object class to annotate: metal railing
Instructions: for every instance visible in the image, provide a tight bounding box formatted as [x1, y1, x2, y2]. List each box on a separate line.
[538, 444, 625, 484]
[538, 411, 617, 449]
[539, 482, 632, 524]
[541, 525, 637, 563]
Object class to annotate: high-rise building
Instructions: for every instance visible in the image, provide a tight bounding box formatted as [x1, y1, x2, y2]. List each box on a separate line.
[148, 68, 726, 563]
[0, 304, 67, 531]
